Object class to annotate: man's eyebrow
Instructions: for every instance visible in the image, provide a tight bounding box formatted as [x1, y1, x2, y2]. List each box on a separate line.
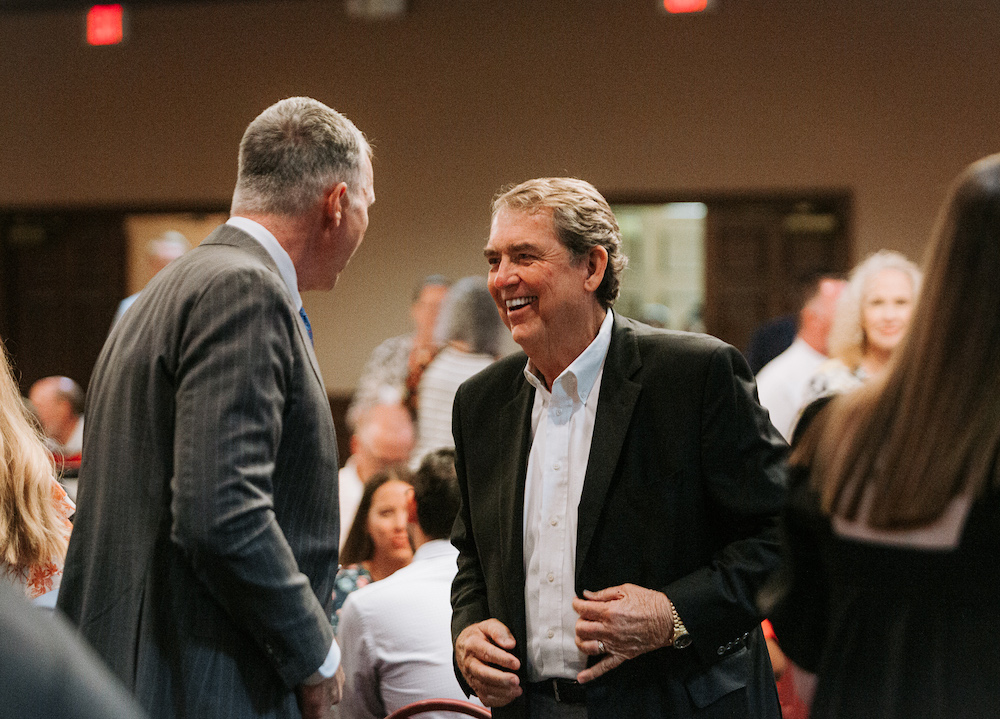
[483, 242, 537, 257]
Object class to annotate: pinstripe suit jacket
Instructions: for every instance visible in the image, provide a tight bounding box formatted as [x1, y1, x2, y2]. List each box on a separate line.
[58, 225, 340, 719]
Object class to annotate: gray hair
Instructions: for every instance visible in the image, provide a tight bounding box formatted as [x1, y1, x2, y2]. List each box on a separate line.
[492, 177, 628, 309]
[433, 276, 506, 358]
[231, 97, 371, 217]
[828, 250, 922, 367]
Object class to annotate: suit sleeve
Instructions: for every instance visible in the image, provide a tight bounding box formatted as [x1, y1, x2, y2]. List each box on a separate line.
[663, 343, 788, 667]
[449, 382, 491, 694]
[171, 269, 334, 688]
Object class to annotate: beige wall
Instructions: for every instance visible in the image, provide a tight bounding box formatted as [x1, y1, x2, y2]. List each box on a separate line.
[2, 1, 997, 392]
[124, 213, 228, 293]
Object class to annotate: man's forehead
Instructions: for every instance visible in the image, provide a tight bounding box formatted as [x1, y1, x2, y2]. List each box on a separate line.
[486, 208, 557, 251]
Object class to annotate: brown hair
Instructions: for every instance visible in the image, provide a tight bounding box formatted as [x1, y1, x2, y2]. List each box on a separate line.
[799, 154, 1000, 529]
[339, 466, 412, 566]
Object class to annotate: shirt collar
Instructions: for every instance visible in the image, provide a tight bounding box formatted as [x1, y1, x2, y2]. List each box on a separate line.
[226, 216, 302, 310]
[523, 309, 614, 404]
[412, 538, 460, 563]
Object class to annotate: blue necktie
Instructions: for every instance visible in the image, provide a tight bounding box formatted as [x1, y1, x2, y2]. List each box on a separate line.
[299, 307, 314, 346]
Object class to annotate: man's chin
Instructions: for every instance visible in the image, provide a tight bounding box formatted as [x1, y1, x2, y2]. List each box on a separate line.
[508, 325, 536, 352]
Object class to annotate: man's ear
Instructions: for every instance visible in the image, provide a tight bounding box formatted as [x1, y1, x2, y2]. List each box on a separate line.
[583, 245, 609, 293]
[324, 182, 349, 226]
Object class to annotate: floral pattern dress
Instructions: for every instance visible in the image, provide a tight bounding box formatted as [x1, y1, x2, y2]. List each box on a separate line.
[330, 563, 372, 634]
[1, 478, 74, 602]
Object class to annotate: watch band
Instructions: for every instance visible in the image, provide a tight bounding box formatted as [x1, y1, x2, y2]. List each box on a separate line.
[669, 600, 692, 649]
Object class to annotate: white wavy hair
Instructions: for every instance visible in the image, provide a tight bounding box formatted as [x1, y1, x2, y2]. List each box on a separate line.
[827, 250, 922, 367]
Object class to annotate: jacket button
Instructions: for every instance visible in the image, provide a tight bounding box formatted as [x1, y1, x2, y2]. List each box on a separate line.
[717, 647, 725, 655]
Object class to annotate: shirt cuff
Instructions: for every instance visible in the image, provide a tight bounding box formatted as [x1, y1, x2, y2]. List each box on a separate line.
[302, 639, 341, 685]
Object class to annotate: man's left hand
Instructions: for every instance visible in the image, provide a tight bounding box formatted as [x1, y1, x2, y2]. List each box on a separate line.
[295, 664, 345, 719]
[572, 583, 674, 684]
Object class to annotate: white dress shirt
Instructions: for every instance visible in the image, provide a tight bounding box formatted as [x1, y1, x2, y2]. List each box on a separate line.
[754, 337, 827, 441]
[522, 309, 614, 681]
[338, 458, 364, 550]
[338, 540, 483, 718]
[226, 215, 340, 680]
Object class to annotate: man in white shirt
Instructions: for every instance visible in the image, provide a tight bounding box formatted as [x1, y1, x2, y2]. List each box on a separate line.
[338, 402, 415, 547]
[451, 178, 786, 719]
[755, 276, 845, 440]
[339, 448, 482, 718]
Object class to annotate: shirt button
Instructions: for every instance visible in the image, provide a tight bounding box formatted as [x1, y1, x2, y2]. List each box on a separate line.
[547, 573, 555, 582]
[553, 463, 561, 471]
[554, 409, 562, 416]
[550, 518, 558, 526]
[547, 629, 555, 639]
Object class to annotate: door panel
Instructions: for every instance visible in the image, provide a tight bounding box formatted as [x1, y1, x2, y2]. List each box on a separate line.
[705, 197, 849, 353]
[0, 211, 127, 393]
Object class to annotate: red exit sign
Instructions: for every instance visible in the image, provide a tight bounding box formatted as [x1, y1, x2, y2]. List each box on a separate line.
[663, 0, 715, 12]
[87, 4, 125, 46]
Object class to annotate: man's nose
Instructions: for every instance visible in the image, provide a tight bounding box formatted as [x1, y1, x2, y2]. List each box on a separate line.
[493, 258, 516, 287]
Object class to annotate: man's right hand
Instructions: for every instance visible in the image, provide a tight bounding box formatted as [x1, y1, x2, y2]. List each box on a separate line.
[295, 664, 345, 719]
[455, 619, 522, 707]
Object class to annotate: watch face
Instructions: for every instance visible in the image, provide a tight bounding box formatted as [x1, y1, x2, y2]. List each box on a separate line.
[674, 631, 693, 649]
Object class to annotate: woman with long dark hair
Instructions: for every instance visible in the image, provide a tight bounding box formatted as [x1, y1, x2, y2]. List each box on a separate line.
[771, 154, 1000, 718]
[330, 467, 413, 633]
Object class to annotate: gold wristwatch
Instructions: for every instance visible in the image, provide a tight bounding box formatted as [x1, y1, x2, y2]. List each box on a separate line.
[669, 601, 692, 649]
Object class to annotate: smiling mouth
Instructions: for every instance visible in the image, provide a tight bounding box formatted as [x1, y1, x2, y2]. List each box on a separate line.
[506, 296, 537, 311]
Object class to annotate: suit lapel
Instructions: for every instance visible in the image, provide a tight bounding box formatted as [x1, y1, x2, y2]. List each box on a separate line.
[496, 373, 535, 648]
[292, 310, 325, 388]
[202, 225, 325, 387]
[576, 316, 642, 584]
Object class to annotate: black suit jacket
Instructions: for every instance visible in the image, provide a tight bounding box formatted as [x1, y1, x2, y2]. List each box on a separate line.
[451, 315, 786, 718]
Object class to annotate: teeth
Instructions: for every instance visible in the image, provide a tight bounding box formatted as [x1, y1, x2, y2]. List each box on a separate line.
[506, 297, 536, 310]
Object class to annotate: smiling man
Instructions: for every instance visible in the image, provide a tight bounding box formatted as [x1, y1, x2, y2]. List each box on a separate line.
[450, 177, 787, 719]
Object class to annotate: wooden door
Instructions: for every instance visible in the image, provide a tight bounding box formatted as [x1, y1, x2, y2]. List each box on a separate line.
[0, 211, 127, 393]
[704, 195, 850, 353]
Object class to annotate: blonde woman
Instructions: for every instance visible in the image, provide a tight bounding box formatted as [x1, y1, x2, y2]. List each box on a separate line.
[771, 154, 1000, 718]
[803, 250, 921, 406]
[0, 342, 74, 605]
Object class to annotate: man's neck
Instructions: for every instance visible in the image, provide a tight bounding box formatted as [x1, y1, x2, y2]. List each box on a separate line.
[527, 307, 607, 389]
[797, 329, 826, 356]
[411, 526, 432, 552]
[233, 211, 317, 287]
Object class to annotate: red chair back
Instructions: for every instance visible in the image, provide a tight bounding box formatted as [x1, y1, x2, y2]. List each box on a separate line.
[383, 698, 492, 719]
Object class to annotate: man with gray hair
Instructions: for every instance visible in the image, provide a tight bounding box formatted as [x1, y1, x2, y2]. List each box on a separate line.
[59, 97, 374, 719]
[451, 177, 786, 718]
